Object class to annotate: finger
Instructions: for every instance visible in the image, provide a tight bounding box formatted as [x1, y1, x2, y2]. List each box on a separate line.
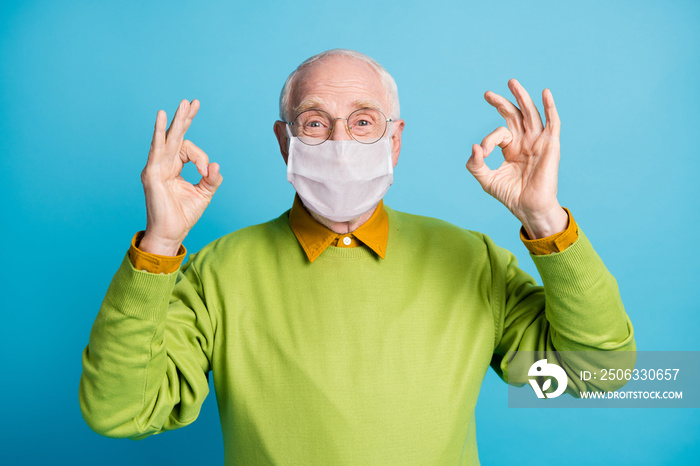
[466, 144, 493, 190]
[148, 110, 167, 160]
[179, 139, 210, 177]
[508, 79, 544, 133]
[543, 88, 561, 137]
[480, 126, 513, 157]
[165, 99, 200, 149]
[484, 90, 523, 133]
[181, 99, 200, 137]
[196, 162, 223, 195]
[165, 99, 189, 141]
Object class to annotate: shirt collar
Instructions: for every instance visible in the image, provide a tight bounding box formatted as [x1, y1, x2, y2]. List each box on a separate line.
[288, 195, 389, 263]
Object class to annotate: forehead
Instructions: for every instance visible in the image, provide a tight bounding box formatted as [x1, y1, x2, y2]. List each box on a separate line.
[290, 56, 387, 114]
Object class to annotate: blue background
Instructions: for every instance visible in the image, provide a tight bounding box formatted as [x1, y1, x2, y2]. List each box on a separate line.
[2, 0, 698, 464]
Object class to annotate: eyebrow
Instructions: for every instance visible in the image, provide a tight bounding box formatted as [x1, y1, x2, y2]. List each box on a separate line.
[293, 98, 384, 116]
[352, 99, 382, 112]
[294, 98, 327, 115]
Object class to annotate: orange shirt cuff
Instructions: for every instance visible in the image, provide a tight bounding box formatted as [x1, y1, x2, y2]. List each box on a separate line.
[128, 231, 187, 274]
[520, 207, 578, 255]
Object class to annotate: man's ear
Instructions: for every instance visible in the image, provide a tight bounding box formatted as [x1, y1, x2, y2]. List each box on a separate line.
[390, 119, 405, 168]
[273, 120, 289, 164]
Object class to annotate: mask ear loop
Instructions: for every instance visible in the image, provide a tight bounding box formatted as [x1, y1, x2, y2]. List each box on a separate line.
[285, 125, 299, 183]
[285, 124, 296, 152]
[385, 120, 395, 139]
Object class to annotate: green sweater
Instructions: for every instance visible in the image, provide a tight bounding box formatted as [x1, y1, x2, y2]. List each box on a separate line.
[80, 207, 634, 465]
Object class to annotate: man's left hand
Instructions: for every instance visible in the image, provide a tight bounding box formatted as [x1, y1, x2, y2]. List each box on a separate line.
[466, 79, 568, 239]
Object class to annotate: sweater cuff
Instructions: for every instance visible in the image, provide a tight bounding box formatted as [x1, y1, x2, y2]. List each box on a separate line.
[529, 229, 606, 297]
[106, 253, 180, 321]
[128, 231, 187, 274]
[520, 207, 578, 255]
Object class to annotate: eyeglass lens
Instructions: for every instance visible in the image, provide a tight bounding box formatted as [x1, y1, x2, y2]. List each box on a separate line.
[291, 108, 388, 145]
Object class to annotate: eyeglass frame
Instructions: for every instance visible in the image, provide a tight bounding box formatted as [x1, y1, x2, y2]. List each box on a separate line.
[284, 107, 394, 145]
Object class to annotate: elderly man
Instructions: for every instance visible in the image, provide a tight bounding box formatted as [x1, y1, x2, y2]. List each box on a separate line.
[80, 49, 634, 464]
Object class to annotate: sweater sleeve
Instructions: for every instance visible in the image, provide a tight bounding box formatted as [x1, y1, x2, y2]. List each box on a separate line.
[79, 252, 215, 439]
[488, 228, 635, 395]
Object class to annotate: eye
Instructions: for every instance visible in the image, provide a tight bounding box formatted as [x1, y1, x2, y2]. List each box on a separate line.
[295, 110, 331, 131]
[349, 108, 381, 128]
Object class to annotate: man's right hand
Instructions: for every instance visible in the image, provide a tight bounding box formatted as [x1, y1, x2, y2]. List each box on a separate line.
[139, 99, 223, 256]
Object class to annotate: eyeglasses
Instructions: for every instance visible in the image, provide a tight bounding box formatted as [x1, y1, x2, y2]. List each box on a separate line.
[285, 108, 393, 145]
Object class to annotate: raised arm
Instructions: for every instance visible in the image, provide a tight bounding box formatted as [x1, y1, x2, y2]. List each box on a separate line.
[80, 100, 222, 438]
[466, 82, 635, 395]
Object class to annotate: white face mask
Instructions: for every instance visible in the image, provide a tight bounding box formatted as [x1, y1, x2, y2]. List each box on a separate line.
[286, 126, 394, 222]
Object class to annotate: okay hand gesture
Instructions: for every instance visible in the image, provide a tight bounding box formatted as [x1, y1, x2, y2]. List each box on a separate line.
[139, 100, 223, 256]
[466, 79, 568, 239]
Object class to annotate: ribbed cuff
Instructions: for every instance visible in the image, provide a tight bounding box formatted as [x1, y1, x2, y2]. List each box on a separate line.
[105, 253, 179, 322]
[529, 229, 607, 297]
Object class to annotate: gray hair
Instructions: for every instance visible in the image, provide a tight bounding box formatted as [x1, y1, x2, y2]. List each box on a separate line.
[278, 49, 400, 122]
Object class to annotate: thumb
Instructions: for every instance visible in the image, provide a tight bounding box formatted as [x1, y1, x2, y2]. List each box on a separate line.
[198, 162, 223, 195]
[466, 144, 492, 189]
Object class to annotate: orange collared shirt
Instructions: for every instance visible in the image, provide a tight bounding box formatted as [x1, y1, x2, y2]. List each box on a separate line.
[520, 207, 578, 255]
[128, 231, 187, 274]
[288, 195, 389, 263]
[128, 202, 578, 273]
